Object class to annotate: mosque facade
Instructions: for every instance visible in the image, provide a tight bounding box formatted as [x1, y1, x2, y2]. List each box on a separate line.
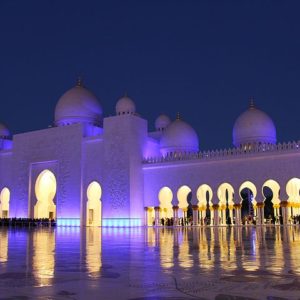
[0, 80, 299, 227]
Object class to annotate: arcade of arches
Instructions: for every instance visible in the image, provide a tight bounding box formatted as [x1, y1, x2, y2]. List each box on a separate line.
[33, 169, 103, 226]
[145, 178, 300, 226]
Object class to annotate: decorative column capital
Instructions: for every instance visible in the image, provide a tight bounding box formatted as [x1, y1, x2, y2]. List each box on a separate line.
[192, 205, 199, 211]
[219, 204, 226, 210]
[212, 204, 219, 210]
[280, 201, 288, 208]
[256, 202, 264, 208]
[172, 206, 179, 210]
[233, 203, 241, 209]
[154, 206, 160, 211]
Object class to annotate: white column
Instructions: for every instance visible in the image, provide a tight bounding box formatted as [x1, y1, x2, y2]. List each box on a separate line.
[144, 207, 148, 226]
[192, 205, 199, 226]
[281, 201, 288, 225]
[154, 207, 160, 226]
[173, 206, 179, 226]
[213, 204, 219, 226]
[234, 204, 242, 226]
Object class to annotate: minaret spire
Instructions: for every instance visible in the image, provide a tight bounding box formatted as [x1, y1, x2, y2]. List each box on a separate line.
[76, 76, 83, 87]
[249, 96, 255, 109]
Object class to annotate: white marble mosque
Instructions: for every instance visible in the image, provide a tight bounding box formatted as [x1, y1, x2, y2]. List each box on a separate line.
[0, 79, 300, 227]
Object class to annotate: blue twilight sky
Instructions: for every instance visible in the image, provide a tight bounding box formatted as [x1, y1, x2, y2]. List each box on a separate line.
[0, 0, 299, 149]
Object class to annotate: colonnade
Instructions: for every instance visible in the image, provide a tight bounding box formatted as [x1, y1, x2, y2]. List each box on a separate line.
[145, 178, 300, 227]
[146, 203, 268, 226]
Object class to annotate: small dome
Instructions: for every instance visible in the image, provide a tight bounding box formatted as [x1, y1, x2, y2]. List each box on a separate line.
[55, 80, 102, 126]
[0, 123, 10, 138]
[155, 114, 171, 131]
[116, 95, 136, 115]
[160, 116, 199, 156]
[233, 101, 276, 147]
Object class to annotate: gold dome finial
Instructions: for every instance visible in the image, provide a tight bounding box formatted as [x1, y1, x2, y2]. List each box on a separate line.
[176, 112, 181, 120]
[76, 76, 83, 87]
[249, 97, 255, 109]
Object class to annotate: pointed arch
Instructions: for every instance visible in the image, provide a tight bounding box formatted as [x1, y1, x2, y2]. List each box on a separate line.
[158, 186, 173, 219]
[86, 181, 102, 226]
[217, 183, 234, 206]
[177, 185, 191, 209]
[0, 187, 10, 218]
[286, 178, 300, 218]
[196, 184, 213, 225]
[34, 169, 57, 219]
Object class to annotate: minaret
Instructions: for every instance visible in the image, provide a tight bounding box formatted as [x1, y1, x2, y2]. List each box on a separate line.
[76, 76, 83, 87]
[249, 97, 255, 109]
[102, 102, 147, 225]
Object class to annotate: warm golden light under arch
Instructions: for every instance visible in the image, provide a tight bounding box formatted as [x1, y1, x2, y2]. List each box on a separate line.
[86, 181, 102, 226]
[158, 186, 173, 218]
[34, 170, 57, 219]
[0, 187, 10, 218]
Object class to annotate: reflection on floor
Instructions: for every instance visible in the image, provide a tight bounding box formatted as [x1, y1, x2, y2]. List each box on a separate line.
[0, 226, 299, 299]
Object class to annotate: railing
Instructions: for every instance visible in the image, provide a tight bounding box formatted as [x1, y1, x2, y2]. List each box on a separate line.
[143, 141, 300, 164]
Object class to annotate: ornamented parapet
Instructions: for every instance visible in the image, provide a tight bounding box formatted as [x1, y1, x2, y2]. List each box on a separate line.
[143, 141, 300, 164]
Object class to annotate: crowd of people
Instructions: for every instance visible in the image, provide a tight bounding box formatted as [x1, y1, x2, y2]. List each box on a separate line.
[290, 215, 300, 224]
[1, 215, 300, 227]
[0, 218, 56, 227]
[154, 214, 300, 226]
[156, 217, 212, 226]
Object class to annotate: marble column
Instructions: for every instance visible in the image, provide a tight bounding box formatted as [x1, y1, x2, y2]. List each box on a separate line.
[192, 205, 199, 226]
[233, 203, 242, 226]
[288, 204, 293, 221]
[212, 204, 219, 226]
[218, 204, 225, 225]
[280, 201, 289, 225]
[256, 202, 264, 225]
[172, 205, 179, 226]
[154, 206, 160, 226]
[273, 204, 280, 224]
[144, 207, 148, 226]
[228, 205, 233, 225]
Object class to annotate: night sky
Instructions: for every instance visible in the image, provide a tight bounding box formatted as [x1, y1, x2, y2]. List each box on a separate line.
[1, 0, 300, 150]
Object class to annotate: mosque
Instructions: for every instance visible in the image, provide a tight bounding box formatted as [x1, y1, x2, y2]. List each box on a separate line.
[0, 79, 299, 227]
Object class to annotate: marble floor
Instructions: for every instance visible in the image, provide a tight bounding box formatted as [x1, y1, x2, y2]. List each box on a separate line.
[0, 226, 300, 300]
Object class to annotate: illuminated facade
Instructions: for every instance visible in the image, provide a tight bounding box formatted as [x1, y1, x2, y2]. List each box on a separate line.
[0, 81, 300, 227]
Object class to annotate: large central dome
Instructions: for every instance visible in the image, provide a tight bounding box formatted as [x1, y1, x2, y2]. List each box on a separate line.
[55, 80, 103, 126]
[160, 116, 199, 156]
[233, 101, 276, 147]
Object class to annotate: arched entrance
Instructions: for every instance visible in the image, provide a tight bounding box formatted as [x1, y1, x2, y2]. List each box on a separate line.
[197, 184, 213, 226]
[86, 181, 102, 227]
[262, 179, 280, 224]
[177, 185, 192, 225]
[286, 178, 300, 223]
[34, 170, 57, 219]
[0, 187, 10, 218]
[239, 181, 257, 225]
[158, 186, 173, 225]
[217, 183, 234, 226]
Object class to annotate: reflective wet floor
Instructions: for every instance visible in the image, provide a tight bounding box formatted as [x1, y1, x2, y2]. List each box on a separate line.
[0, 226, 300, 300]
